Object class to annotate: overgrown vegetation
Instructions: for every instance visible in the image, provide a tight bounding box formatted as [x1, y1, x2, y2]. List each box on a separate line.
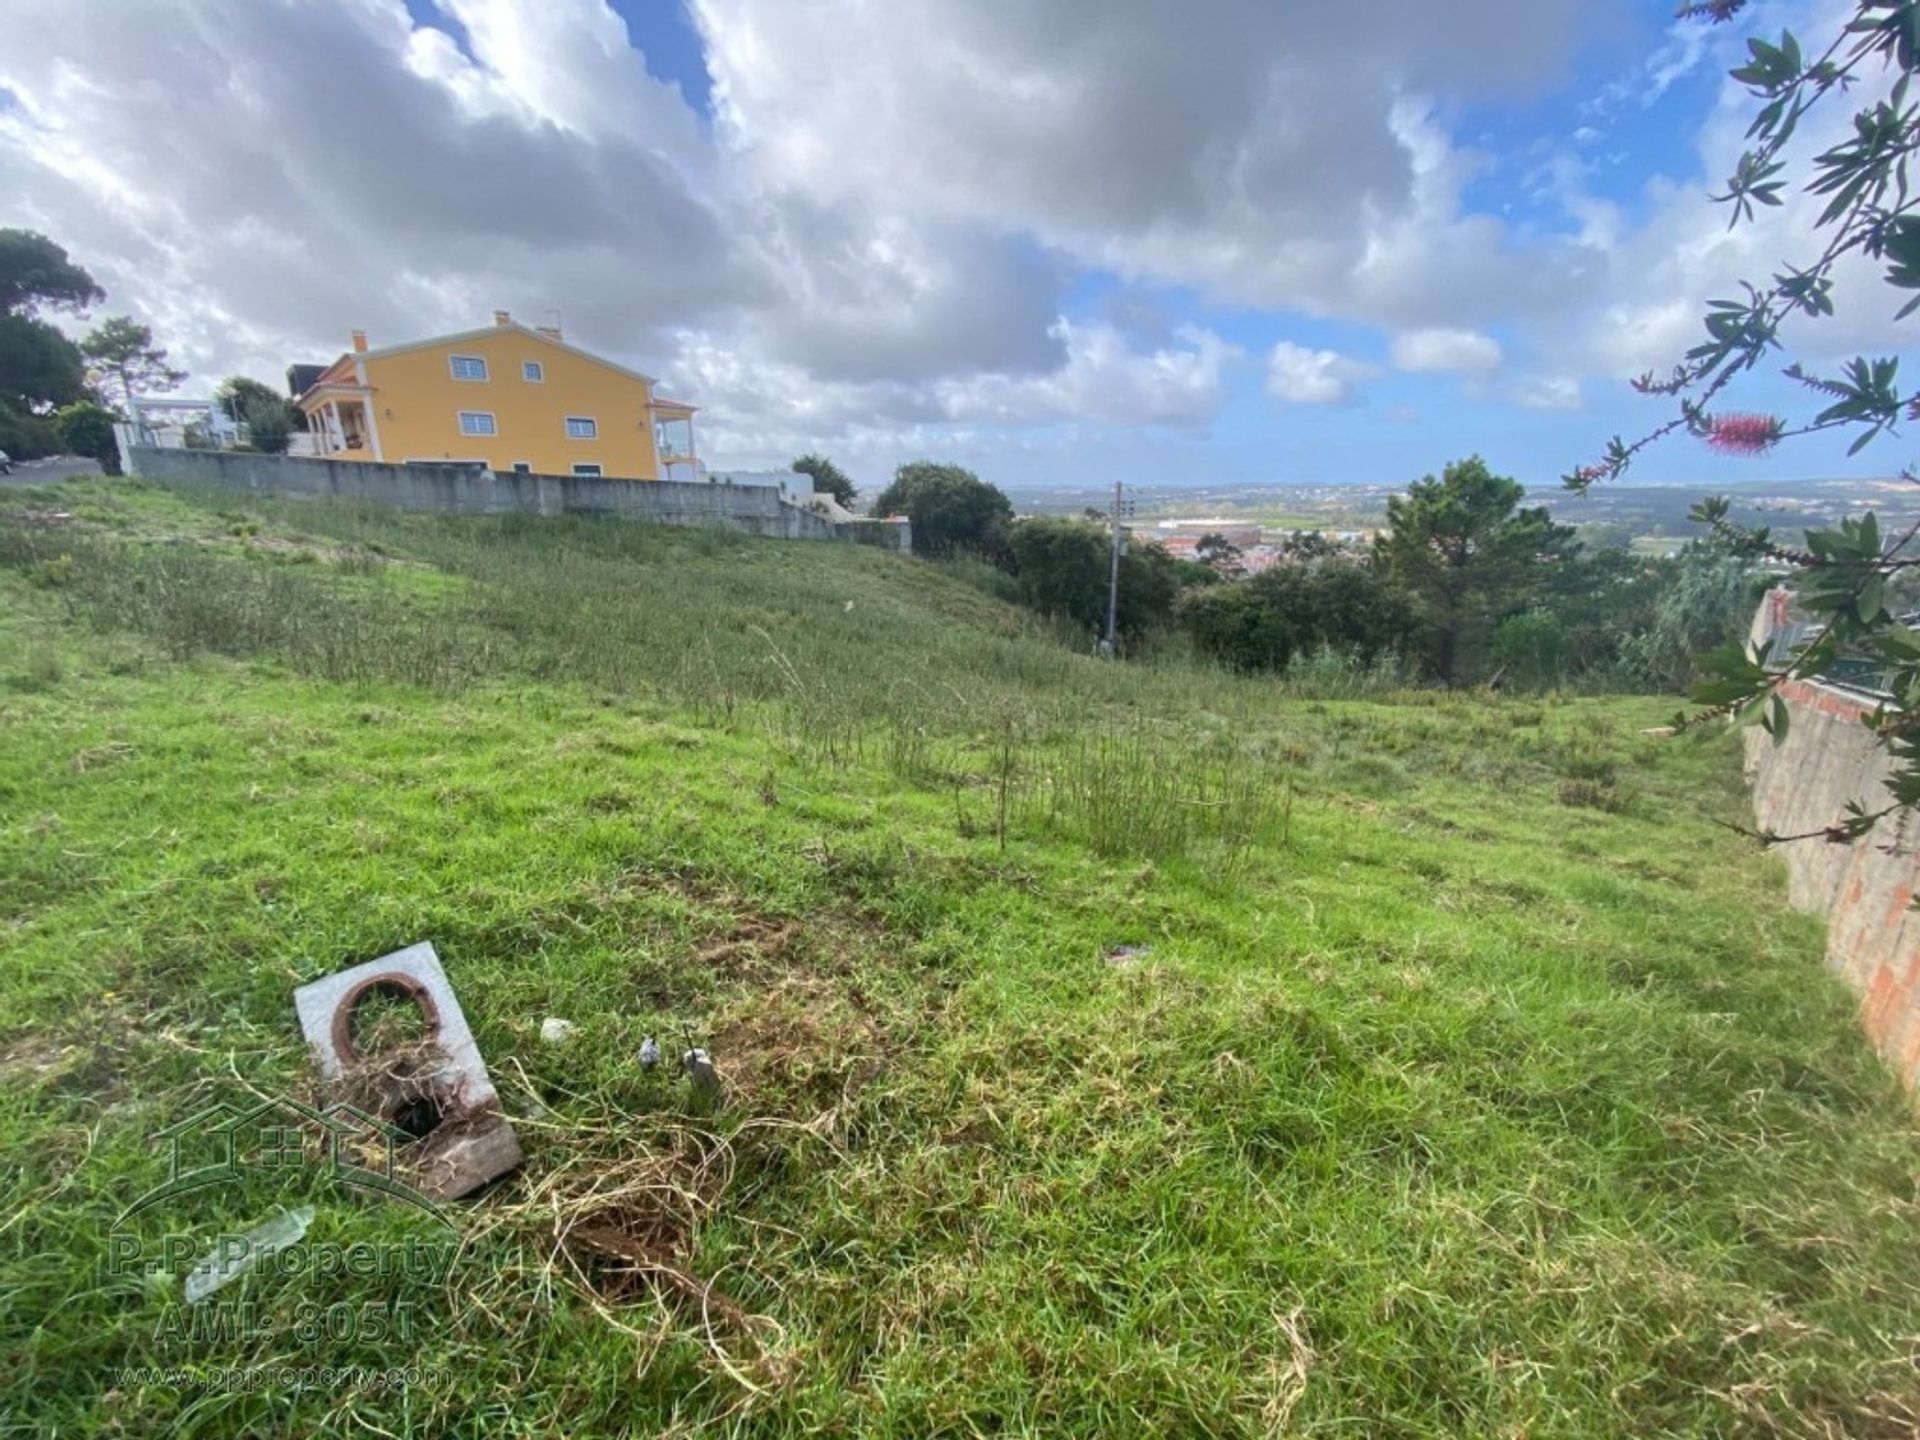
[3, 478, 1919, 1437]
[215, 376, 300, 456]
[858, 452, 1758, 684]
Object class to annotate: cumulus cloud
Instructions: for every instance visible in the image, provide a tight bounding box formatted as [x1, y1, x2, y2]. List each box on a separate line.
[939, 322, 1236, 428]
[1511, 375, 1583, 411]
[1265, 342, 1379, 406]
[1389, 328, 1503, 375]
[693, 0, 1597, 328]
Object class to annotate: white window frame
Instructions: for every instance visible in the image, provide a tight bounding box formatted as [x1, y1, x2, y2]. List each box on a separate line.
[511, 460, 532, 474]
[571, 463, 603, 478]
[448, 354, 489, 382]
[521, 360, 544, 383]
[456, 410, 497, 437]
[564, 415, 598, 440]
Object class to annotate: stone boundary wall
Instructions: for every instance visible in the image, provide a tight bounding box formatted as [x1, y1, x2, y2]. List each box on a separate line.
[1746, 672, 1920, 1090]
[126, 447, 910, 552]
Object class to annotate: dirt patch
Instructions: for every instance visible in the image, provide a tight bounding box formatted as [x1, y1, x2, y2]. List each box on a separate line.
[694, 916, 801, 977]
[605, 871, 930, 1117]
[0, 1036, 73, 1084]
[708, 972, 896, 1113]
[0, 1029, 129, 1105]
[241, 535, 388, 568]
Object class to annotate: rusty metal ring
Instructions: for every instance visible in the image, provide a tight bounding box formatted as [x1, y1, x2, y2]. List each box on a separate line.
[330, 972, 442, 1064]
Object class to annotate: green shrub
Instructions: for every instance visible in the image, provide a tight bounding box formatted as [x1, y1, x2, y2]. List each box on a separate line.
[1006, 516, 1183, 642]
[52, 400, 121, 474]
[1180, 561, 1415, 674]
[1493, 611, 1573, 690]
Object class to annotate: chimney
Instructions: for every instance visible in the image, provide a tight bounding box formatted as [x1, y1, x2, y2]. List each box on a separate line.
[493, 309, 512, 327]
[350, 329, 368, 353]
[536, 324, 563, 342]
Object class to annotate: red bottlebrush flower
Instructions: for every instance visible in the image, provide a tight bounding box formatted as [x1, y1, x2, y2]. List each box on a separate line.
[1703, 412, 1781, 456]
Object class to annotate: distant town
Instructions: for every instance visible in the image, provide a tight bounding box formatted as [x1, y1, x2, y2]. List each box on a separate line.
[1008, 474, 1920, 556]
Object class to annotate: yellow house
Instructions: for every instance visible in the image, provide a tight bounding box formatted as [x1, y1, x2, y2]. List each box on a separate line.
[294, 311, 697, 481]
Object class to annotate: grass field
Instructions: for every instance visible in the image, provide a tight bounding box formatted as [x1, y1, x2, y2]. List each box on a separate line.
[4, 478, 1920, 1437]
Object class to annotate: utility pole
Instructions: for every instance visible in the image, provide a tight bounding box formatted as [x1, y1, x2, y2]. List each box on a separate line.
[1102, 479, 1129, 657]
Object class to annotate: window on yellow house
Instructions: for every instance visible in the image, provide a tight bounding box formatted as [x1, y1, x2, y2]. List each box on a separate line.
[522, 361, 544, 382]
[458, 411, 496, 437]
[565, 416, 597, 439]
[449, 355, 488, 381]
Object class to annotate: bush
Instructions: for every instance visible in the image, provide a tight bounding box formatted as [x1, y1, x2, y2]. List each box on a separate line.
[870, 462, 1014, 560]
[1616, 550, 1759, 692]
[1178, 580, 1296, 671]
[52, 400, 120, 474]
[1003, 516, 1185, 644]
[1180, 561, 1416, 674]
[934, 551, 1023, 605]
[237, 395, 295, 455]
[1492, 611, 1573, 690]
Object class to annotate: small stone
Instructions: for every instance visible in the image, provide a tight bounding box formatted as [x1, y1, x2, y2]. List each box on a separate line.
[1104, 944, 1152, 968]
[540, 1017, 577, 1045]
[682, 1046, 721, 1102]
[638, 1035, 662, 1070]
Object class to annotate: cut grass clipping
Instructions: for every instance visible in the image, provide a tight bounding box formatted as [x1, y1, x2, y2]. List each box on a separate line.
[2, 477, 1919, 1437]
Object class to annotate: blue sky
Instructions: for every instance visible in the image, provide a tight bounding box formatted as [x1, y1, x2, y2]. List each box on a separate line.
[5, 0, 1905, 494]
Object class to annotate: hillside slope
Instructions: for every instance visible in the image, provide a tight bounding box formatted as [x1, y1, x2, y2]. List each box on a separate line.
[3, 478, 1919, 1438]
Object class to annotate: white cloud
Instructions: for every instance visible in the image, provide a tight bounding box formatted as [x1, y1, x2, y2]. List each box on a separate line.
[939, 322, 1236, 429]
[1589, 18, 1713, 115]
[1265, 342, 1379, 405]
[693, 0, 1595, 328]
[1389, 328, 1503, 375]
[1511, 375, 1583, 411]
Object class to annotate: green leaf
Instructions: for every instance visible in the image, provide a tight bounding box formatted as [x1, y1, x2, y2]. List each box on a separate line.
[1771, 693, 1791, 745]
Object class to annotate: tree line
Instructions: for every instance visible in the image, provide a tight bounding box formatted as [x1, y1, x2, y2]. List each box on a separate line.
[1, 228, 300, 471]
[819, 450, 1759, 693]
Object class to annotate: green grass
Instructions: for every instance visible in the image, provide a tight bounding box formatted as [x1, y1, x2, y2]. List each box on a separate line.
[3, 478, 1919, 1437]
